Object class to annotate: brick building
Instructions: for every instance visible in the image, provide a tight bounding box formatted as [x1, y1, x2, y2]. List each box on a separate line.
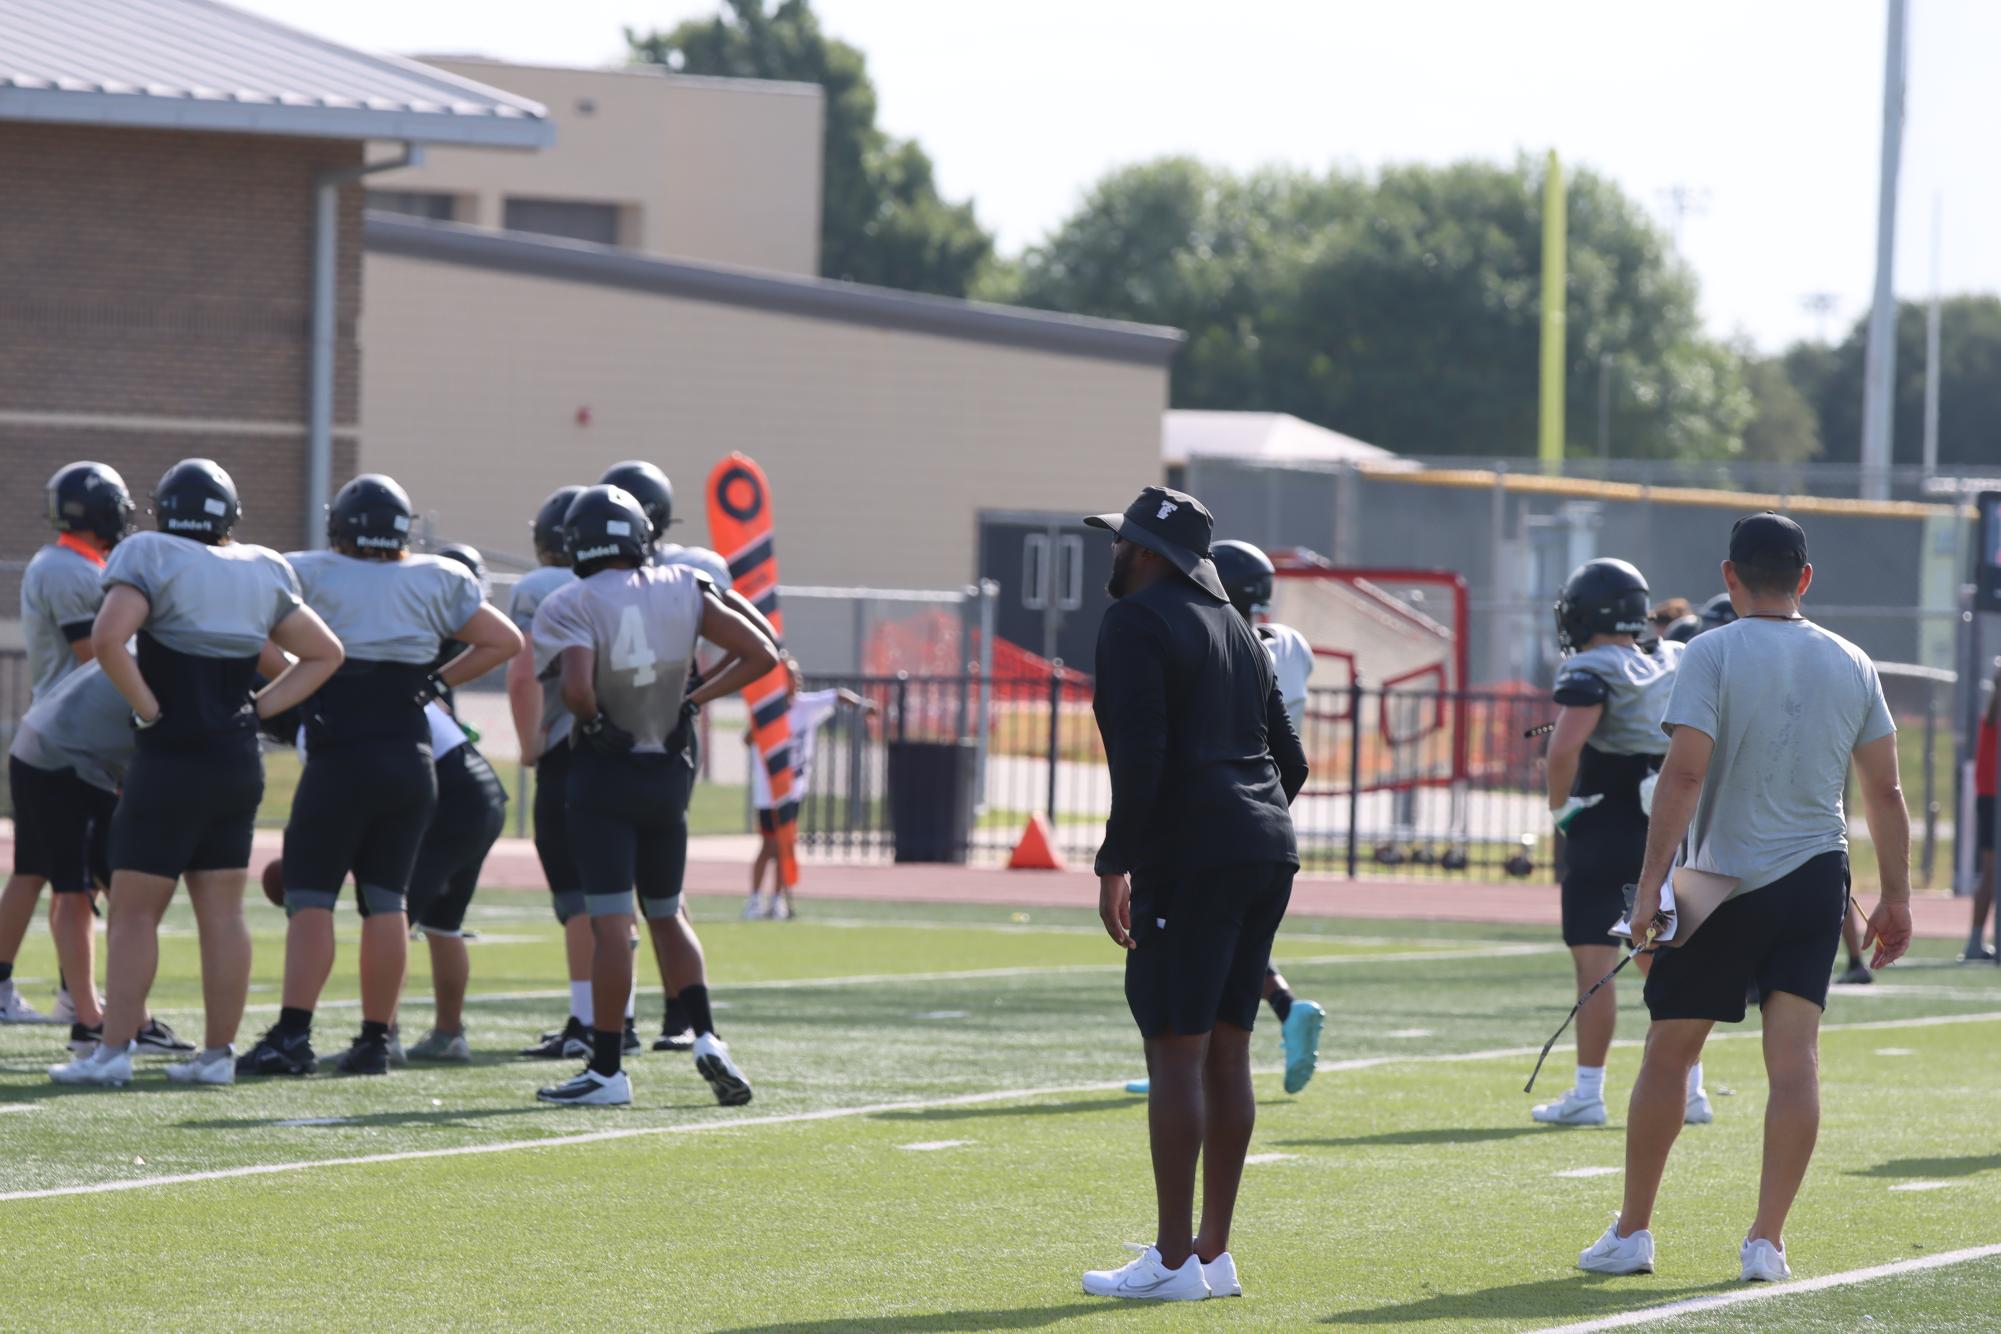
[0, 0, 550, 614]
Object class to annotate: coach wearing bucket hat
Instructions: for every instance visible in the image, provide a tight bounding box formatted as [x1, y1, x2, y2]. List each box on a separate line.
[1078, 486, 1308, 1302]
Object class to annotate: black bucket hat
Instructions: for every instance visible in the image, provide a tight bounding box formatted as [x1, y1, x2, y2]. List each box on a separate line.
[1085, 486, 1228, 602]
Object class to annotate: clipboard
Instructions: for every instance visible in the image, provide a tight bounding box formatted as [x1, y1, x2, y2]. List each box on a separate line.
[1611, 866, 1739, 947]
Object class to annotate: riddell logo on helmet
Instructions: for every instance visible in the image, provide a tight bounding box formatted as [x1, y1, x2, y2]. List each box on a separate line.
[354, 534, 401, 550]
[165, 518, 211, 531]
[573, 542, 621, 562]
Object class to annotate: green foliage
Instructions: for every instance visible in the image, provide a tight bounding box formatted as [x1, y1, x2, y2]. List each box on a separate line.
[1738, 349, 1824, 463]
[1794, 296, 2001, 469]
[1014, 155, 1753, 460]
[628, 0, 993, 297]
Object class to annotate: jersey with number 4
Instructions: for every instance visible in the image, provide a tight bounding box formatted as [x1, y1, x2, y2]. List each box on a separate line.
[530, 564, 706, 753]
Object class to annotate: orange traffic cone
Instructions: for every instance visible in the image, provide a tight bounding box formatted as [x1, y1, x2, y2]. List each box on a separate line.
[1008, 813, 1066, 871]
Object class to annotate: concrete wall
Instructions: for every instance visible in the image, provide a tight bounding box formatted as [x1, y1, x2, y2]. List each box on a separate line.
[374, 60, 822, 276]
[0, 123, 364, 605]
[357, 252, 1167, 587]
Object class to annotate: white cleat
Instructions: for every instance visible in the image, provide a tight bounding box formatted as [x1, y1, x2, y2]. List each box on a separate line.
[0, 984, 52, 1025]
[1685, 1088, 1715, 1125]
[50, 988, 78, 1026]
[49, 1041, 134, 1087]
[1082, 1245, 1210, 1301]
[536, 1067, 632, 1106]
[165, 1046, 236, 1086]
[693, 1032, 753, 1106]
[1740, 1237, 1790, 1282]
[1533, 1087, 1608, 1126]
[1578, 1218, 1654, 1275]
[741, 893, 765, 921]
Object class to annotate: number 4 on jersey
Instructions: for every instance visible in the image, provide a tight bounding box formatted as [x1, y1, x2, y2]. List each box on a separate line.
[612, 603, 658, 686]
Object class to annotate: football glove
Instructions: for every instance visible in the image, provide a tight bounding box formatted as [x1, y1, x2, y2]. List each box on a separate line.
[578, 713, 636, 756]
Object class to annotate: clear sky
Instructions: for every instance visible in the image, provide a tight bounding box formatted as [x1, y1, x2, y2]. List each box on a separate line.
[240, 0, 1995, 353]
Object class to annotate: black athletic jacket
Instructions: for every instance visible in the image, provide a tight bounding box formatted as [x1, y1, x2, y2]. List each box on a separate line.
[1091, 575, 1308, 877]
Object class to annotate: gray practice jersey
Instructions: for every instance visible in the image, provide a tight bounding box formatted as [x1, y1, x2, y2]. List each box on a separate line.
[21, 542, 106, 702]
[288, 551, 483, 664]
[1662, 617, 1894, 894]
[532, 564, 706, 753]
[101, 531, 301, 657]
[652, 543, 732, 590]
[1553, 639, 1681, 756]
[508, 564, 577, 749]
[9, 660, 133, 793]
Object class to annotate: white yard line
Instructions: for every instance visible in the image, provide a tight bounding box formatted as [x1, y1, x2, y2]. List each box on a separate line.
[1526, 1242, 2001, 1332]
[7, 1008, 1998, 1208]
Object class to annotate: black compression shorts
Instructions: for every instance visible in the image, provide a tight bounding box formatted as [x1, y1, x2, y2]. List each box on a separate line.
[282, 739, 438, 916]
[567, 745, 694, 920]
[110, 743, 263, 879]
[533, 744, 582, 921]
[1559, 804, 1648, 948]
[1124, 862, 1295, 1037]
[407, 745, 507, 936]
[9, 756, 117, 893]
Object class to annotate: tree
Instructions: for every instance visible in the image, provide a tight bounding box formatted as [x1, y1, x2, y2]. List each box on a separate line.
[629, 0, 993, 297]
[1738, 352, 1823, 463]
[1799, 297, 2001, 470]
[1012, 155, 1752, 460]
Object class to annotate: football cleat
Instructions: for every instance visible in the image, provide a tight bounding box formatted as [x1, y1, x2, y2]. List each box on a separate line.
[135, 1017, 196, 1055]
[536, 1067, 632, 1106]
[519, 1016, 590, 1060]
[236, 1028, 319, 1077]
[49, 1042, 133, 1088]
[693, 1033, 753, 1107]
[406, 1028, 471, 1063]
[0, 984, 51, 1024]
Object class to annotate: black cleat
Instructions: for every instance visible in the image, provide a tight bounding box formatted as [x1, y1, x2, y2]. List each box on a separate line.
[135, 1017, 196, 1055]
[67, 1022, 103, 1054]
[519, 1016, 590, 1060]
[333, 1037, 390, 1076]
[236, 1028, 318, 1077]
[653, 1022, 695, 1053]
[622, 1019, 642, 1055]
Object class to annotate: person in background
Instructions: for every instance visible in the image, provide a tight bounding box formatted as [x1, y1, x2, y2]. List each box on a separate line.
[1648, 598, 1694, 642]
[1961, 665, 2000, 962]
[1, 462, 136, 1026]
[743, 655, 873, 921]
[1080, 487, 1307, 1303]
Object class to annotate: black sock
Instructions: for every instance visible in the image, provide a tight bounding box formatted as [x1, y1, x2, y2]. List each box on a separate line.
[681, 985, 715, 1037]
[359, 1019, 390, 1047]
[57, 969, 68, 991]
[664, 992, 689, 1033]
[0, 962, 13, 984]
[590, 1026, 623, 1077]
[1268, 986, 1294, 1022]
[277, 1006, 313, 1039]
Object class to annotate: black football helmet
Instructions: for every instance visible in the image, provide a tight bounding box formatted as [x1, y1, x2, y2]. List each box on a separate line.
[328, 473, 413, 554]
[47, 461, 135, 546]
[434, 541, 485, 584]
[531, 485, 585, 562]
[153, 458, 240, 542]
[564, 484, 653, 571]
[1697, 592, 1738, 635]
[1554, 558, 1650, 653]
[1211, 539, 1276, 620]
[599, 461, 673, 535]
[1663, 614, 1701, 643]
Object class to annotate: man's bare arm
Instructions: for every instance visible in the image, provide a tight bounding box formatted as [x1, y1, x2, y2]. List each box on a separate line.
[1853, 732, 1913, 967]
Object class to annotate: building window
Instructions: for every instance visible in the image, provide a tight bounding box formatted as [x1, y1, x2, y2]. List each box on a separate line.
[366, 190, 456, 222]
[503, 197, 621, 246]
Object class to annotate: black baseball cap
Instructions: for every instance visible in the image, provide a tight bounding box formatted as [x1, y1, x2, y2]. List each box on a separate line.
[1728, 511, 1808, 571]
[1085, 485, 1228, 602]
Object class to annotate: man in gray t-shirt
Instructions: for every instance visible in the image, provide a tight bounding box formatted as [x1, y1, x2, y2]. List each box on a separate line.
[1577, 512, 1914, 1285]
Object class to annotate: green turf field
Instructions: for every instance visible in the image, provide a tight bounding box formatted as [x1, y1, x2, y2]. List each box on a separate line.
[4, 893, 2000, 1330]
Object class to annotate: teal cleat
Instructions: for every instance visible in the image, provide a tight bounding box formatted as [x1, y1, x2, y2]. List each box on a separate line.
[1123, 1078, 1150, 1095]
[1281, 1000, 1325, 1094]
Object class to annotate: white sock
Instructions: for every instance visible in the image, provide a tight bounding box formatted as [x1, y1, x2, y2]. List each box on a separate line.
[1575, 1065, 1606, 1101]
[569, 981, 592, 1024]
[1687, 1061, 1705, 1097]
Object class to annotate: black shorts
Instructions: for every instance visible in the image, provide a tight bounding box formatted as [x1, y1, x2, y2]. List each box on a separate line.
[1560, 806, 1647, 947]
[1644, 851, 1849, 1023]
[9, 756, 117, 893]
[567, 745, 694, 920]
[1125, 862, 1295, 1038]
[755, 800, 799, 836]
[533, 744, 583, 921]
[283, 739, 438, 916]
[110, 743, 264, 879]
[1979, 795, 1996, 855]
[407, 746, 507, 936]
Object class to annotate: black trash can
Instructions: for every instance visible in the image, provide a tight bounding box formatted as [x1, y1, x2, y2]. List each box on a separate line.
[886, 740, 979, 863]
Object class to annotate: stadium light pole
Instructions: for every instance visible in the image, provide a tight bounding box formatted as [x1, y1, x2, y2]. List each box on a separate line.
[1539, 150, 1566, 470]
[1923, 193, 1942, 479]
[1860, 0, 1907, 501]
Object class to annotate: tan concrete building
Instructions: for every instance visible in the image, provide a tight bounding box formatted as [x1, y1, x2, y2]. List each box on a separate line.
[360, 218, 1178, 591]
[367, 59, 822, 275]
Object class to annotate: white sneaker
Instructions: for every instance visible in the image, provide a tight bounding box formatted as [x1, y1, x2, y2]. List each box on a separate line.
[165, 1046, 236, 1085]
[1082, 1245, 1210, 1301]
[741, 894, 765, 920]
[1202, 1251, 1242, 1297]
[1741, 1236, 1790, 1282]
[693, 1032, 753, 1106]
[1685, 1088, 1715, 1125]
[49, 1041, 134, 1087]
[1533, 1087, 1608, 1126]
[0, 983, 51, 1024]
[535, 1067, 632, 1106]
[1578, 1218, 1654, 1275]
[51, 987, 77, 1025]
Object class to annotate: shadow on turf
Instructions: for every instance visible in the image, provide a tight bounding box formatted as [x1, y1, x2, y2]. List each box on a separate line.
[1277, 1126, 1556, 1149]
[1852, 1152, 2001, 1180]
[174, 1105, 552, 1132]
[1322, 1275, 1733, 1325]
[871, 1096, 1138, 1124]
[717, 1303, 1121, 1332]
